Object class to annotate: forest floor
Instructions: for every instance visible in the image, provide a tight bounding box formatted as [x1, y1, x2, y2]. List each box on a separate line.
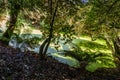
[0, 41, 120, 80]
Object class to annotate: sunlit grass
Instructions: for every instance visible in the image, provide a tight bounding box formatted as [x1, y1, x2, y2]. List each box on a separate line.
[73, 37, 113, 61]
[49, 35, 116, 71]
[72, 36, 116, 72]
[80, 35, 106, 45]
[73, 39, 109, 50]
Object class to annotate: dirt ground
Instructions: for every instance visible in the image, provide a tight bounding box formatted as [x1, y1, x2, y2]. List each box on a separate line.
[0, 41, 120, 80]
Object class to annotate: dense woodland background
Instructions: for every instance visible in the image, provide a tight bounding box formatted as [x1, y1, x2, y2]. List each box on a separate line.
[0, 0, 120, 80]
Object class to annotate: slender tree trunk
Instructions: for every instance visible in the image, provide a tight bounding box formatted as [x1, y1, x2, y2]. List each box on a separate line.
[39, 38, 49, 59]
[2, 1, 20, 44]
[39, 0, 59, 60]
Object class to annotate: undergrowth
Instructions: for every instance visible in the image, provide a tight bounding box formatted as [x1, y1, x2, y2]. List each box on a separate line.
[63, 38, 116, 72]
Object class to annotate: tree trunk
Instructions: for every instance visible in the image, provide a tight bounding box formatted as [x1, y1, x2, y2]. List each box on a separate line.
[2, 1, 20, 44]
[39, 38, 49, 59]
[39, 0, 59, 60]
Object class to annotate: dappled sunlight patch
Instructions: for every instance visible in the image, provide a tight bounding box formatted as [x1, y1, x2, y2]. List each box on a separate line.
[31, 29, 42, 35]
[94, 39, 106, 45]
[95, 56, 115, 63]
[74, 39, 107, 49]
[51, 53, 80, 68]
[80, 36, 106, 45]
[72, 38, 111, 54]
[100, 50, 111, 54]
[79, 37, 91, 41]
[86, 62, 108, 72]
[85, 61, 116, 72]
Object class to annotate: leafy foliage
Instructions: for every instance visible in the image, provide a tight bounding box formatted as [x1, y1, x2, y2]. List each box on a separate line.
[63, 38, 116, 72]
[0, 0, 119, 73]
